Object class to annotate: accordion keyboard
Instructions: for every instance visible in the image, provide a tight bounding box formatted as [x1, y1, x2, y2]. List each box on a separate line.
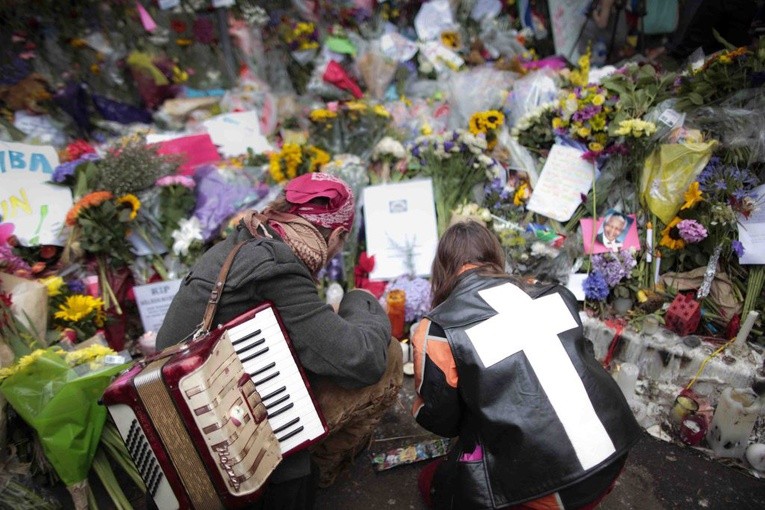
[227, 307, 326, 455]
[108, 403, 179, 509]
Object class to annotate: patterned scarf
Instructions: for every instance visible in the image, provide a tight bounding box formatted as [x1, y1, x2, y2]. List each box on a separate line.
[245, 210, 328, 275]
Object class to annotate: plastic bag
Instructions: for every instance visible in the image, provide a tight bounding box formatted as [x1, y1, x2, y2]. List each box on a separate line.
[356, 41, 398, 100]
[507, 68, 559, 128]
[0, 349, 127, 486]
[639, 140, 718, 224]
[444, 67, 517, 129]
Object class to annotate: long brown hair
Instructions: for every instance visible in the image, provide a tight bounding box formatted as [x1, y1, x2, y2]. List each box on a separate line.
[430, 221, 506, 307]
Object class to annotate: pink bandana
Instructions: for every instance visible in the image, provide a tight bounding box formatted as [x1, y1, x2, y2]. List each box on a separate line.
[285, 173, 355, 231]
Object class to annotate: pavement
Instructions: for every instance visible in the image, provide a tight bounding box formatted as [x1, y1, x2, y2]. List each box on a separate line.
[315, 375, 765, 510]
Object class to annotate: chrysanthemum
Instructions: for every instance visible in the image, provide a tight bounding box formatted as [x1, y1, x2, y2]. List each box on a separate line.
[54, 295, 105, 323]
[659, 217, 687, 250]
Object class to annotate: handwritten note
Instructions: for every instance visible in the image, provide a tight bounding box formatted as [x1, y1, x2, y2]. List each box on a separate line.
[203, 111, 272, 158]
[0, 141, 70, 246]
[738, 184, 765, 265]
[526, 144, 595, 222]
[133, 279, 182, 333]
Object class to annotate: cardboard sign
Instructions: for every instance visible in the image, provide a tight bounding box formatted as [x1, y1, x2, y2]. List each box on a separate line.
[526, 144, 595, 222]
[133, 279, 182, 333]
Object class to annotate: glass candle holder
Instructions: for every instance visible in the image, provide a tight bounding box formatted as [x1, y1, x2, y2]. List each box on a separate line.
[387, 289, 406, 340]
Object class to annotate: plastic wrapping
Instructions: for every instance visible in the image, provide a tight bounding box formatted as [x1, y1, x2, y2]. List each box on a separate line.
[507, 68, 559, 128]
[639, 140, 718, 225]
[356, 41, 398, 100]
[444, 67, 518, 129]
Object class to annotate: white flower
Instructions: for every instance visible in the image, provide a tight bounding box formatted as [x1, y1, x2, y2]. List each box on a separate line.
[372, 136, 406, 160]
[172, 217, 203, 257]
[531, 241, 559, 259]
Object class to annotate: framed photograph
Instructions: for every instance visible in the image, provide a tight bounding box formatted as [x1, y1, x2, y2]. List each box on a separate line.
[581, 210, 639, 254]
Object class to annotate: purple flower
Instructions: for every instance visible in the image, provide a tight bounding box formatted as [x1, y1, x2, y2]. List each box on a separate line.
[385, 276, 432, 323]
[591, 252, 636, 288]
[583, 271, 610, 301]
[732, 240, 745, 258]
[67, 279, 86, 294]
[677, 219, 708, 243]
[51, 153, 100, 183]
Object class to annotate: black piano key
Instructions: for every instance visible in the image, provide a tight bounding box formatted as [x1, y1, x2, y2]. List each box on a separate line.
[261, 386, 287, 401]
[241, 346, 269, 363]
[265, 394, 290, 409]
[237, 338, 266, 358]
[253, 370, 280, 386]
[250, 361, 276, 377]
[272, 416, 300, 435]
[268, 402, 294, 419]
[277, 425, 305, 443]
[231, 329, 262, 346]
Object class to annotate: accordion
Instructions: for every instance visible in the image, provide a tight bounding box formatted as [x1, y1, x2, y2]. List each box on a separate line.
[102, 302, 329, 509]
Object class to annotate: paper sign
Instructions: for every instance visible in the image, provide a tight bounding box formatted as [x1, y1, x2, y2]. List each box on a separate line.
[414, 0, 455, 41]
[133, 279, 182, 333]
[566, 273, 587, 301]
[363, 179, 439, 280]
[212, 0, 235, 7]
[203, 111, 273, 158]
[548, 0, 591, 62]
[158, 0, 179, 9]
[0, 141, 70, 246]
[738, 184, 765, 265]
[0, 141, 59, 181]
[153, 133, 221, 175]
[526, 144, 595, 222]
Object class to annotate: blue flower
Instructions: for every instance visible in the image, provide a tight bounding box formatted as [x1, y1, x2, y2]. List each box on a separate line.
[52, 153, 100, 183]
[583, 271, 610, 301]
[67, 279, 86, 294]
[732, 240, 745, 258]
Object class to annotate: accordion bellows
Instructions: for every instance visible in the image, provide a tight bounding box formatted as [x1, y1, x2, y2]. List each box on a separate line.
[103, 303, 328, 509]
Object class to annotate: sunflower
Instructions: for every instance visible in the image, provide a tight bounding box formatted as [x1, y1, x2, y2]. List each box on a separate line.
[681, 181, 703, 210]
[309, 109, 337, 122]
[54, 295, 105, 323]
[659, 217, 687, 250]
[116, 194, 141, 220]
[372, 104, 390, 118]
[482, 110, 505, 131]
[468, 113, 485, 135]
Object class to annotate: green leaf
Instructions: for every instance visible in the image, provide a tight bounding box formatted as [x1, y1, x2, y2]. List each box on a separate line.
[688, 92, 705, 105]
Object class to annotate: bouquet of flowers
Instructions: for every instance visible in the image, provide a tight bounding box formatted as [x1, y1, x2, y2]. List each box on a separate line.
[405, 130, 502, 234]
[308, 101, 392, 158]
[511, 102, 557, 156]
[370, 136, 407, 183]
[468, 109, 505, 151]
[675, 40, 765, 112]
[268, 143, 331, 184]
[552, 84, 618, 158]
[62, 191, 140, 313]
[41, 275, 106, 343]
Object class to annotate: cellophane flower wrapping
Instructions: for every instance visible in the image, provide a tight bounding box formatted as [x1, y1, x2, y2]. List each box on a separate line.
[0, 348, 127, 486]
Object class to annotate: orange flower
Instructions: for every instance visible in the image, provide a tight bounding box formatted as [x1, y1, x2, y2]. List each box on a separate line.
[65, 191, 113, 226]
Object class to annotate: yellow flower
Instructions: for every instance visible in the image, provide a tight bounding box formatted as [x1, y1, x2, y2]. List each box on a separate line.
[345, 101, 367, 112]
[54, 295, 105, 323]
[718, 54, 732, 64]
[482, 110, 505, 130]
[681, 181, 703, 210]
[421, 123, 433, 136]
[65, 344, 116, 367]
[373, 104, 390, 118]
[269, 152, 286, 184]
[577, 126, 591, 138]
[307, 146, 330, 172]
[589, 114, 606, 131]
[116, 194, 141, 220]
[592, 94, 605, 106]
[41, 276, 65, 296]
[176, 38, 193, 47]
[309, 109, 338, 123]
[659, 217, 686, 250]
[552, 117, 565, 130]
[588, 142, 604, 152]
[513, 183, 529, 206]
[172, 66, 189, 84]
[614, 120, 633, 136]
[468, 113, 485, 134]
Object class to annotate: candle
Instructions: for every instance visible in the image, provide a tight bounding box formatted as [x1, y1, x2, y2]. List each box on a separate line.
[653, 251, 661, 288]
[645, 222, 653, 263]
[735, 310, 760, 347]
[670, 394, 699, 427]
[707, 387, 763, 458]
[387, 289, 406, 340]
[613, 362, 639, 401]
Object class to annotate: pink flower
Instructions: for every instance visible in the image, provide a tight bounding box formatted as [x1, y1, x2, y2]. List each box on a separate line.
[155, 174, 196, 189]
[677, 219, 708, 243]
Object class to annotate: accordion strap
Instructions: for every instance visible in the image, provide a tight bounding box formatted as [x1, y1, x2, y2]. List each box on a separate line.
[200, 239, 250, 334]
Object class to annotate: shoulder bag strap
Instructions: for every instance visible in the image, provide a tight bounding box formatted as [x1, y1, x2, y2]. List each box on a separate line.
[199, 239, 251, 335]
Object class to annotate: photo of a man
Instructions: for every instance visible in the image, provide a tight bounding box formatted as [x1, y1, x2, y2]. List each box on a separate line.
[596, 211, 630, 251]
[580, 210, 639, 255]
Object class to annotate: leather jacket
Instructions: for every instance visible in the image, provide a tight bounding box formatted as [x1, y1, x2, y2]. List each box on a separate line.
[418, 271, 641, 508]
